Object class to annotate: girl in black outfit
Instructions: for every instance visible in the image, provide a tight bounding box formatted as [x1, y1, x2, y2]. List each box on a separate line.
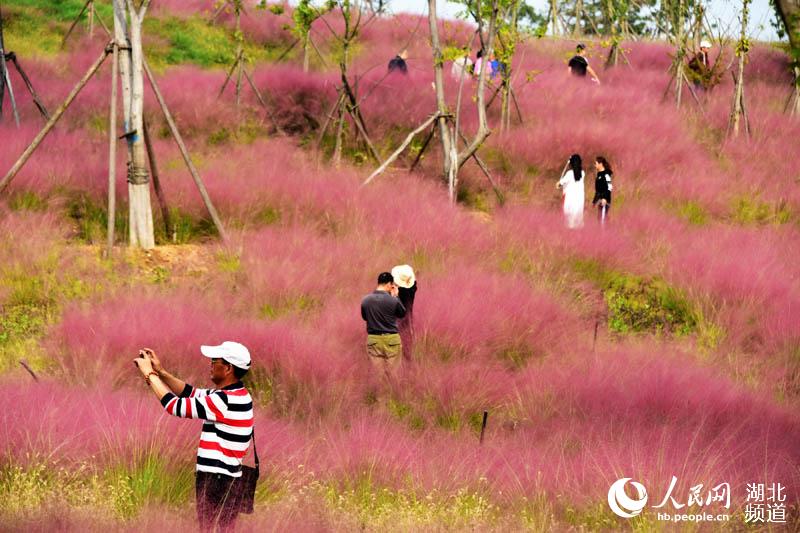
[592, 156, 613, 224]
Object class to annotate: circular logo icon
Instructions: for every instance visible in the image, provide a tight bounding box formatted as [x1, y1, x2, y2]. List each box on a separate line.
[608, 478, 648, 518]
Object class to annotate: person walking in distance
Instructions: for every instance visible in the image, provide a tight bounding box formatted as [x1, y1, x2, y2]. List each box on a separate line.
[592, 156, 613, 225]
[567, 44, 600, 84]
[133, 342, 254, 532]
[557, 154, 586, 229]
[361, 272, 406, 378]
[391, 264, 417, 362]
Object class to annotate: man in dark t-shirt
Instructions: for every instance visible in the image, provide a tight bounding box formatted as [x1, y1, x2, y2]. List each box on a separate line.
[567, 44, 600, 84]
[361, 272, 406, 376]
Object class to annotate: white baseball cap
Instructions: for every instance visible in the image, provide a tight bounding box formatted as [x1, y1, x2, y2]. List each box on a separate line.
[200, 341, 251, 370]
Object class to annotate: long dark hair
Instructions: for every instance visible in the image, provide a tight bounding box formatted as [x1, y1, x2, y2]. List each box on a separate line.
[596, 156, 612, 174]
[569, 154, 583, 182]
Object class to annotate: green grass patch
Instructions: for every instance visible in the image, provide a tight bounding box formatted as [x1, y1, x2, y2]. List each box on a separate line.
[105, 456, 194, 516]
[672, 200, 709, 226]
[605, 275, 697, 336]
[386, 398, 427, 431]
[571, 259, 699, 336]
[730, 196, 792, 225]
[456, 185, 492, 212]
[67, 193, 128, 245]
[8, 191, 49, 212]
[322, 479, 501, 530]
[144, 16, 272, 68]
[0, 6, 63, 56]
[163, 208, 219, 244]
[259, 294, 319, 319]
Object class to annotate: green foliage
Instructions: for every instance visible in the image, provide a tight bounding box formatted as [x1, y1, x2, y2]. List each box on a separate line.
[386, 398, 427, 430]
[731, 197, 792, 225]
[674, 200, 709, 225]
[571, 259, 699, 336]
[147, 17, 234, 66]
[8, 191, 48, 212]
[563, 501, 620, 529]
[105, 456, 194, 513]
[322, 480, 501, 530]
[0, 5, 63, 56]
[0, 457, 190, 522]
[605, 275, 697, 335]
[255, 205, 282, 225]
[165, 208, 218, 244]
[456, 186, 491, 212]
[259, 294, 319, 319]
[67, 194, 127, 245]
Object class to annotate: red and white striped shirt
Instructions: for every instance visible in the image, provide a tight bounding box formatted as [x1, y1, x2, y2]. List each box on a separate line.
[160, 381, 254, 477]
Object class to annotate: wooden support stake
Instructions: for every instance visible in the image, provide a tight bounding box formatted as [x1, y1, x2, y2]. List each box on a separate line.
[242, 68, 285, 135]
[479, 410, 488, 444]
[362, 112, 440, 185]
[275, 38, 300, 63]
[0, 42, 20, 127]
[106, 43, 118, 256]
[142, 57, 228, 242]
[408, 123, 436, 172]
[0, 45, 111, 194]
[61, 0, 93, 48]
[316, 90, 344, 149]
[8, 54, 50, 119]
[219, 49, 241, 97]
[19, 360, 39, 382]
[143, 119, 174, 241]
[455, 125, 504, 203]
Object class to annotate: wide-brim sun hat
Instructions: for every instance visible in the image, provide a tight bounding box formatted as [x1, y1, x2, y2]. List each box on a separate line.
[200, 341, 251, 370]
[700, 40, 712, 48]
[391, 264, 416, 289]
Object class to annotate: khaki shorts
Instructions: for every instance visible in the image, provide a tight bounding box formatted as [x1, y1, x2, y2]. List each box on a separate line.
[366, 334, 402, 360]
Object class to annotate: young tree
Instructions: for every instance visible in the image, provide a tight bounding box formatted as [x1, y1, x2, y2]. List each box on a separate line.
[313, 0, 381, 165]
[728, 0, 751, 136]
[773, 0, 800, 114]
[115, 0, 155, 249]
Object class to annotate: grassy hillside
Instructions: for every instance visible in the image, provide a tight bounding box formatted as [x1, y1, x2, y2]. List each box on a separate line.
[1, 0, 799, 530]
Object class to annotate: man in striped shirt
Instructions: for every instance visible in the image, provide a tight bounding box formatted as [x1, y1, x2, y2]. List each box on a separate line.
[134, 342, 254, 532]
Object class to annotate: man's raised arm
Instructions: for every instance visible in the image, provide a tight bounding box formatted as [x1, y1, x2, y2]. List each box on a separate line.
[141, 348, 188, 396]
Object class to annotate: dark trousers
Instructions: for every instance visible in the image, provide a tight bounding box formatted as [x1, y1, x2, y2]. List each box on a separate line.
[196, 471, 241, 532]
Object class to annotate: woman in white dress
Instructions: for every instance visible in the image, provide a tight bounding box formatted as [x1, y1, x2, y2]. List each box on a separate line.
[557, 154, 585, 229]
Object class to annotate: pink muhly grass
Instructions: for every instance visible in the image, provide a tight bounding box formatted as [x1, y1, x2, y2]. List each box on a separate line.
[0, 380, 196, 467]
[413, 266, 580, 362]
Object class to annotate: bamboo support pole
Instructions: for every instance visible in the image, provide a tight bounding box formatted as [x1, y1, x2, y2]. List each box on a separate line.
[106, 43, 118, 255]
[143, 118, 174, 241]
[142, 57, 228, 242]
[1, 44, 111, 194]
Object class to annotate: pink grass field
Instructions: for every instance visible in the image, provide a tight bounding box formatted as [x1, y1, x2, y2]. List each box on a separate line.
[1, 6, 799, 530]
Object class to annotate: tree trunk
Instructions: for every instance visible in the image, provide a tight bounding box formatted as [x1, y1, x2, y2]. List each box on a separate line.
[303, 33, 310, 73]
[674, 0, 685, 108]
[549, 0, 560, 36]
[107, 42, 118, 255]
[124, 0, 154, 249]
[427, 0, 457, 201]
[774, 0, 800, 54]
[235, 6, 243, 107]
[793, 65, 800, 115]
[774, 0, 800, 116]
[573, 0, 583, 36]
[729, 0, 750, 137]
